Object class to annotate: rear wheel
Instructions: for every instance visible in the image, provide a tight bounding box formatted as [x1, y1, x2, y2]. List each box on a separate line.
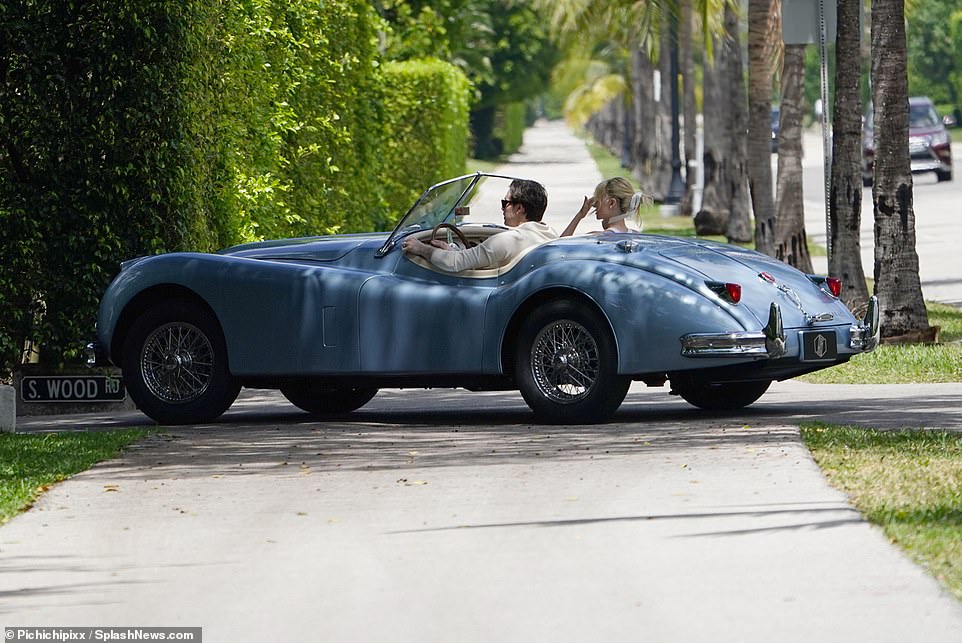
[936, 168, 952, 182]
[122, 300, 240, 424]
[515, 300, 629, 424]
[281, 384, 378, 415]
[671, 378, 771, 411]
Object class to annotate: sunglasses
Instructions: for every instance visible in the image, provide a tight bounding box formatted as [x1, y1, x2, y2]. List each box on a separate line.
[501, 199, 522, 210]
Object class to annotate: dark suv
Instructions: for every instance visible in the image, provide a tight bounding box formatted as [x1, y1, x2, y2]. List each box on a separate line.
[862, 96, 953, 186]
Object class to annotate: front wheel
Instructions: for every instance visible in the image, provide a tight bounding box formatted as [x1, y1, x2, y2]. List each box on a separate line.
[515, 300, 629, 424]
[122, 300, 240, 424]
[671, 378, 771, 411]
[281, 384, 378, 415]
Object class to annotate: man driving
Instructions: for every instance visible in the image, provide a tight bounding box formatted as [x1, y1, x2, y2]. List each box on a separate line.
[402, 178, 558, 272]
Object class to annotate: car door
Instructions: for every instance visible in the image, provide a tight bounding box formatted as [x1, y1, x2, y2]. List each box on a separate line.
[356, 254, 496, 374]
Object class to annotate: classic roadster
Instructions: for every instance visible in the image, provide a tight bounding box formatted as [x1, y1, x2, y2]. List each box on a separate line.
[89, 173, 880, 424]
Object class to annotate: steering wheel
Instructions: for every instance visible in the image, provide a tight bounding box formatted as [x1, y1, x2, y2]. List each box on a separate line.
[431, 222, 470, 249]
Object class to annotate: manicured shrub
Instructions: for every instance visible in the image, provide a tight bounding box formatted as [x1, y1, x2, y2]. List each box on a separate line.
[380, 59, 472, 218]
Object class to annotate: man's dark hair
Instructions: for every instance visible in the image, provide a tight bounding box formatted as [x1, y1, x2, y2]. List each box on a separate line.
[509, 179, 548, 221]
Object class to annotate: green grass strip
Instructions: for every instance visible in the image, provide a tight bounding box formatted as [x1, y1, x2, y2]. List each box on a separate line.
[801, 423, 962, 600]
[0, 429, 148, 525]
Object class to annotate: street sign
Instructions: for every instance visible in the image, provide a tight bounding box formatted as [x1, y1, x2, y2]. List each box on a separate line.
[21, 375, 126, 403]
[782, 0, 837, 44]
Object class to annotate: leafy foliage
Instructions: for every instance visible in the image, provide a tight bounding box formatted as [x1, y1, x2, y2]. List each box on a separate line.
[906, 0, 962, 108]
[378, 0, 557, 158]
[0, 1, 472, 375]
[380, 59, 472, 218]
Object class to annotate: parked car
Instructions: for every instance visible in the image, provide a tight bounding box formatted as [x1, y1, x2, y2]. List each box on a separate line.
[88, 173, 880, 425]
[863, 96, 953, 186]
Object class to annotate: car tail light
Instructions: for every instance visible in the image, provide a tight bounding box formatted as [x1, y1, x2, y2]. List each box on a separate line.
[807, 275, 842, 298]
[707, 281, 741, 304]
[826, 277, 842, 297]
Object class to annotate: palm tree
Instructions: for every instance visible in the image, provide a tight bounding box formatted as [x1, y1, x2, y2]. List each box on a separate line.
[695, 0, 751, 242]
[747, 0, 778, 256]
[828, 0, 870, 308]
[537, 0, 681, 201]
[870, 0, 931, 339]
[679, 0, 697, 216]
[774, 43, 812, 272]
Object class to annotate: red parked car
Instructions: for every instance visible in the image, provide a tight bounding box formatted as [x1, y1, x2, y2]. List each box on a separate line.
[862, 96, 953, 186]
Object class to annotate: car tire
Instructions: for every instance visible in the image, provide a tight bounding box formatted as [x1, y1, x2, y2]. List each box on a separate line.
[671, 378, 771, 411]
[515, 300, 630, 424]
[122, 300, 240, 425]
[281, 384, 378, 415]
[936, 169, 953, 182]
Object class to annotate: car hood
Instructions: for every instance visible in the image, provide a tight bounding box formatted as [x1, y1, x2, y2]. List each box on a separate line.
[219, 232, 387, 262]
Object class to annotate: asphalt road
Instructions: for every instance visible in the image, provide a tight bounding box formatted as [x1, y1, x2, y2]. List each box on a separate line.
[801, 128, 962, 306]
[5, 121, 962, 641]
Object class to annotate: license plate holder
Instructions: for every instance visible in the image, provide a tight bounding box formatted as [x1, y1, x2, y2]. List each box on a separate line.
[799, 330, 838, 362]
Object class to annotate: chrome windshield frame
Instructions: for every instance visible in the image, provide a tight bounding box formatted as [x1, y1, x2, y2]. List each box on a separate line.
[375, 172, 522, 257]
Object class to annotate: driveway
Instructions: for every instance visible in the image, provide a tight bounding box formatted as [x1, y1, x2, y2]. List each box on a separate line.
[5, 381, 962, 642]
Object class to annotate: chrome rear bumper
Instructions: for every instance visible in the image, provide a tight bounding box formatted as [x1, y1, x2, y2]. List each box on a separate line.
[681, 297, 880, 359]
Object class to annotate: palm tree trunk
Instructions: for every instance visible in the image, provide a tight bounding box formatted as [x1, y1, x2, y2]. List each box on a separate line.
[632, 45, 660, 198]
[655, 11, 674, 201]
[748, 0, 777, 255]
[774, 44, 813, 272]
[695, 1, 751, 242]
[680, 0, 697, 217]
[871, 0, 930, 338]
[829, 0, 870, 308]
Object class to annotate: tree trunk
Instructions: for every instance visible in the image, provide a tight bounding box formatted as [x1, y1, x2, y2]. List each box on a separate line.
[829, 0, 870, 308]
[695, 2, 751, 242]
[655, 12, 674, 201]
[631, 45, 660, 199]
[680, 0, 697, 217]
[748, 0, 777, 255]
[774, 44, 813, 273]
[871, 0, 930, 338]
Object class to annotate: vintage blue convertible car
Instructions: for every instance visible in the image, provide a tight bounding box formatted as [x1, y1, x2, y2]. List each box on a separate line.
[90, 173, 880, 424]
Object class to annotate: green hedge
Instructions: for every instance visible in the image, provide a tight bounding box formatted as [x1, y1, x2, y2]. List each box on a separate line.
[495, 101, 527, 156]
[0, 1, 471, 375]
[379, 59, 471, 219]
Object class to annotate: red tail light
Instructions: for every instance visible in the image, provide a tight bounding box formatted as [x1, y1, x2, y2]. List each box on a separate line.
[726, 283, 742, 303]
[826, 277, 842, 297]
[707, 281, 741, 304]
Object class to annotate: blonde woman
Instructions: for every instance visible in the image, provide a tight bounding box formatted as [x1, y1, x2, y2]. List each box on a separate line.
[561, 177, 650, 237]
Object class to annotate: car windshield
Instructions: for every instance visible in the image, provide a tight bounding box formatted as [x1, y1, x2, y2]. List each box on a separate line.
[377, 173, 521, 256]
[909, 102, 940, 128]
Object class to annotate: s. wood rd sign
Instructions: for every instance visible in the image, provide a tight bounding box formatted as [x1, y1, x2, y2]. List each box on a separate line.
[21, 375, 126, 403]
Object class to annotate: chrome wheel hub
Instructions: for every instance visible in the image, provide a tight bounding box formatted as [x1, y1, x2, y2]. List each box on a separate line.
[530, 320, 599, 403]
[141, 322, 214, 404]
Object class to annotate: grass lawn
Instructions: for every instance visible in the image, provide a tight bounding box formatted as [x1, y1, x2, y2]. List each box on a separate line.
[0, 429, 148, 525]
[802, 302, 962, 384]
[802, 423, 962, 600]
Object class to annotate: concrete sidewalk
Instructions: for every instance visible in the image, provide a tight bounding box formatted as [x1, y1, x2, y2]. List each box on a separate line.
[4, 121, 962, 642]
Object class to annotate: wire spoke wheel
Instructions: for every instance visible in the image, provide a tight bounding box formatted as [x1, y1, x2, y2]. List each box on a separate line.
[123, 300, 239, 424]
[515, 300, 629, 424]
[141, 322, 214, 404]
[530, 319, 599, 403]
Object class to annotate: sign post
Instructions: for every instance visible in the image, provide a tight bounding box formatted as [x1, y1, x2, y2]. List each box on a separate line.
[782, 0, 839, 270]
